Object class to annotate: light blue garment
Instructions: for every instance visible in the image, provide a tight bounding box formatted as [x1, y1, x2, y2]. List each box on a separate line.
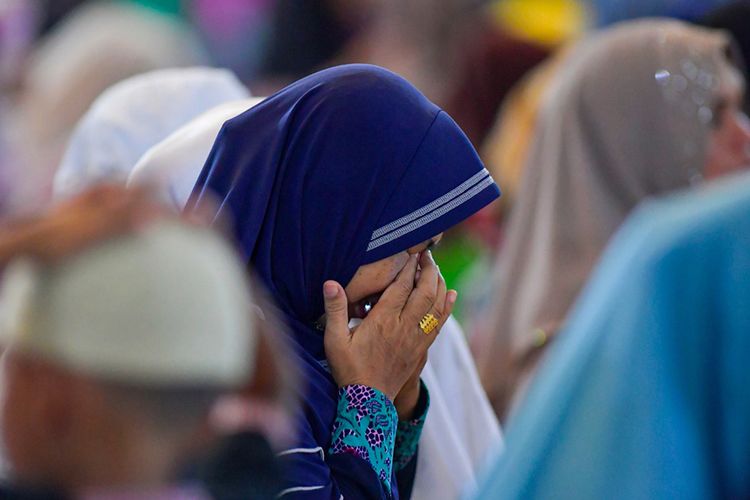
[474, 172, 750, 500]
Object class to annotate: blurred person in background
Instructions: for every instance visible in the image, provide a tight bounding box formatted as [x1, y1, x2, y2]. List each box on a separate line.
[188, 0, 274, 82]
[332, 0, 478, 104]
[474, 170, 750, 500]
[256, 0, 553, 146]
[0, 217, 258, 498]
[0, 186, 289, 498]
[255, 0, 358, 91]
[329, 0, 553, 145]
[474, 20, 750, 420]
[130, 82, 503, 499]
[188, 64, 501, 499]
[52, 66, 249, 200]
[4, 0, 206, 214]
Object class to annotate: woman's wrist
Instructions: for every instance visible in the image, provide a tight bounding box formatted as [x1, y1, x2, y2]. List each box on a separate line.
[394, 379, 429, 471]
[394, 376, 422, 420]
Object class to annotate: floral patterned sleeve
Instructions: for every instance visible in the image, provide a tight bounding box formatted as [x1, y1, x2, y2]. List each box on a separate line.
[329, 385, 398, 491]
[394, 379, 430, 472]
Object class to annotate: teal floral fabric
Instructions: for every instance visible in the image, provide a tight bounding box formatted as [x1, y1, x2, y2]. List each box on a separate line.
[329, 385, 398, 489]
[329, 381, 431, 489]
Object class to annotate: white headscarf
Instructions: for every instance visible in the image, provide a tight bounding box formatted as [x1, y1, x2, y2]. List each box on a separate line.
[130, 100, 503, 500]
[128, 98, 263, 209]
[476, 19, 735, 417]
[53, 67, 250, 200]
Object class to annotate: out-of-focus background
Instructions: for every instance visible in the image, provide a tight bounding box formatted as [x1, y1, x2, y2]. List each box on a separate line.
[0, 0, 737, 324]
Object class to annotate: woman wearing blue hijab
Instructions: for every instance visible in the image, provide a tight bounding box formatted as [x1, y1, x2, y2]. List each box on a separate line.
[474, 171, 750, 499]
[189, 64, 500, 498]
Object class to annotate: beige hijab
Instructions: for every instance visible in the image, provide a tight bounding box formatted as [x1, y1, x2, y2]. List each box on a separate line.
[476, 19, 735, 418]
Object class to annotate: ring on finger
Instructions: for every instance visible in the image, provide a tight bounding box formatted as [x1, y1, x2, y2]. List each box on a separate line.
[419, 313, 439, 335]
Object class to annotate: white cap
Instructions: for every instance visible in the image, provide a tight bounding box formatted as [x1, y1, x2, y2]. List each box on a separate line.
[0, 222, 255, 387]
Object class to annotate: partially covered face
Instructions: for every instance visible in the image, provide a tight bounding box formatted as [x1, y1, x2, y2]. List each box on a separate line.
[704, 63, 750, 179]
[344, 233, 443, 319]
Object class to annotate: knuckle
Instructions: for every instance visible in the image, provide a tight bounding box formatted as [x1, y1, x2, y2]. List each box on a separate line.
[430, 308, 443, 323]
[397, 280, 413, 296]
[420, 290, 437, 310]
[327, 301, 346, 314]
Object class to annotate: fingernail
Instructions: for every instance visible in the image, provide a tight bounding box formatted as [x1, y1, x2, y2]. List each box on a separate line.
[447, 291, 458, 304]
[323, 282, 338, 299]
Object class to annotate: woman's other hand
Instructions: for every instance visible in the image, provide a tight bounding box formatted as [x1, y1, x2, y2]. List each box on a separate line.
[323, 251, 457, 402]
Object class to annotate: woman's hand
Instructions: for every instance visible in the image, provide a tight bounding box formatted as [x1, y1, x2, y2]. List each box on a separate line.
[392, 268, 453, 419]
[323, 251, 456, 401]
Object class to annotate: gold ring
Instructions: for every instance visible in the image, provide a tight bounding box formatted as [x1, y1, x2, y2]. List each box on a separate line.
[419, 313, 439, 335]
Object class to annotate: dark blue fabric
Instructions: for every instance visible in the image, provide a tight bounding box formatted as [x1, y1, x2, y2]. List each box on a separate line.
[190, 64, 500, 499]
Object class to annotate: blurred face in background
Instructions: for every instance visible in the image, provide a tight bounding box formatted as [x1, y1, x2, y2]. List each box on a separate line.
[704, 62, 750, 178]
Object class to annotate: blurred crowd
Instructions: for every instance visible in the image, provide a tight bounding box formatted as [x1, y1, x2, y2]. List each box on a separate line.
[1, 0, 750, 499]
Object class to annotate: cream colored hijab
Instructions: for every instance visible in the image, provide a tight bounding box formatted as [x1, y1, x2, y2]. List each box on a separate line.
[477, 19, 735, 417]
[127, 98, 264, 210]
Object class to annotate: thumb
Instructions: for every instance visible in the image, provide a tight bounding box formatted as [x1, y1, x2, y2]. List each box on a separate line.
[322, 281, 350, 339]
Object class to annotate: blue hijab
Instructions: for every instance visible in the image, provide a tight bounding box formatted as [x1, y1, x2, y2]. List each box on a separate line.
[474, 172, 750, 500]
[191, 64, 500, 497]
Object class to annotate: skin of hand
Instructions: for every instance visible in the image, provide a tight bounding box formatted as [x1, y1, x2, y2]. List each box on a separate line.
[393, 353, 429, 420]
[323, 250, 457, 407]
[0, 185, 167, 267]
[393, 258, 453, 420]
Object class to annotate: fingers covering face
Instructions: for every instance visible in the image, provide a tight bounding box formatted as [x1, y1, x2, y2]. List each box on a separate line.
[402, 250, 439, 324]
[377, 253, 418, 312]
